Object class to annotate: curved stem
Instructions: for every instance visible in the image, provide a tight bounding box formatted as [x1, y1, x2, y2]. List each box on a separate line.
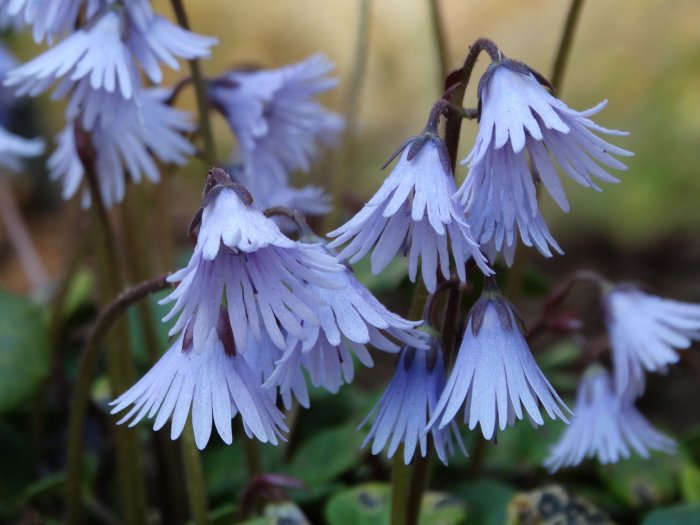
[169, 0, 217, 166]
[64, 275, 173, 523]
[444, 37, 501, 172]
[551, 0, 586, 93]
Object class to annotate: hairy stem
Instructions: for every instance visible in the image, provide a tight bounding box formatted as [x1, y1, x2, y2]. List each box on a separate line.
[169, 0, 217, 166]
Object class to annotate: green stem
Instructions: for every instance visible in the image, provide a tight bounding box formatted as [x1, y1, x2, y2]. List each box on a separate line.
[390, 452, 412, 525]
[169, 0, 217, 166]
[181, 425, 210, 525]
[406, 444, 432, 525]
[326, 0, 372, 230]
[64, 274, 173, 523]
[427, 0, 449, 88]
[551, 0, 586, 93]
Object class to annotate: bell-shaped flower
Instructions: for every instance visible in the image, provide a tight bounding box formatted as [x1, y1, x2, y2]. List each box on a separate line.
[111, 311, 288, 449]
[264, 240, 425, 408]
[329, 134, 490, 293]
[455, 58, 632, 265]
[161, 169, 346, 356]
[4, 3, 215, 99]
[429, 281, 569, 440]
[47, 86, 195, 207]
[208, 53, 343, 184]
[604, 285, 700, 396]
[544, 366, 676, 472]
[361, 338, 465, 465]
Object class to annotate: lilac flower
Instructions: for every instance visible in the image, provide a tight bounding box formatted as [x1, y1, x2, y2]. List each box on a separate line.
[0, 126, 44, 172]
[329, 136, 490, 293]
[361, 340, 465, 465]
[4, 4, 215, 99]
[208, 53, 344, 184]
[604, 285, 700, 396]
[264, 241, 425, 408]
[455, 58, 632, 265]
[48, 87, 195, 207]
[544, 366, 676, 472]
[110, 313, 287, 449]
[429, 283, 569, 440]
[160, 169, 346, 355]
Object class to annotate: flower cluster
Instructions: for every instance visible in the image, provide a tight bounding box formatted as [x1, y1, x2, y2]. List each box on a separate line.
[1, 0, 216, 206]
[112, 168, 425, 448]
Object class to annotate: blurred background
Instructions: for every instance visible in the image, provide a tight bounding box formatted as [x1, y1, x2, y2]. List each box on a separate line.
[1, 1, 700, 523]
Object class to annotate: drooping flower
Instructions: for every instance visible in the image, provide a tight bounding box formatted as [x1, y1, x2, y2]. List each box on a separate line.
[4, 3, 215, 99]
[429, 280, 569, 440]
[544, 366, 676, 472]
[604, 285, 700, 396]
[328, 133, 491, 293]
[361, 338, 465, 465]
[111, 311, 287, 449]
[455, 57, 633, 265]
[208, 53, 344, 185]
[47, 87, 195, 206]
[263, 239, 425, 408]
[160, 168, 346, 355]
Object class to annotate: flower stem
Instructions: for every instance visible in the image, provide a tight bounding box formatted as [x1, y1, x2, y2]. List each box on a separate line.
[169, 0, 217, 166]
[181, 425, 210, 525]
[390, 452, 412, 525]
[427, 0, 449, 87]
[551, 0, 586, 92]
[64, 275, 173, 523]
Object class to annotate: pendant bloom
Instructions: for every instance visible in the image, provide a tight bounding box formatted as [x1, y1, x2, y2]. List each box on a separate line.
[111, 313, 287, 450]
[455, 58, 633, 265]
[544, 366, 676, 472]
[604, 285, 700, 396]
[4, 4, 215, 98]
[429, 283, 569, 440]
[208, 53, 344, 186]
[48, 87, 195, 206]
[361, 339, 465, 465]
[329, 134, 490, 293]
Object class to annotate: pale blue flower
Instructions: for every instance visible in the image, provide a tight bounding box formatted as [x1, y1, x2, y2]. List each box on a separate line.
[110, 312, 287, 449]
[429, 285, 569, 440]
[47, 87, 195, 207]
[361, 339, 465, 465]
[455, 59, 632, 265]
[329, 135, 491, 293]
[604, 285, 700, 397]
[5, 4, 215, 99]
[161, 169, 346, 355]
[544, 366, 676, 472]
[208, 53, 343, 185]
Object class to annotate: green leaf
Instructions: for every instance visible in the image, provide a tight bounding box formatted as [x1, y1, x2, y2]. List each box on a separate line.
[234, 502, 310, 524]
[455, 479, 515, 525]
[286, 425, 365, 485]
[0, 289, 49, 412]
[597, 452, 681, 508]
[681, 463, 700, 503]
[641, 502, 700, 525]
[324, 483, 466, 525]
